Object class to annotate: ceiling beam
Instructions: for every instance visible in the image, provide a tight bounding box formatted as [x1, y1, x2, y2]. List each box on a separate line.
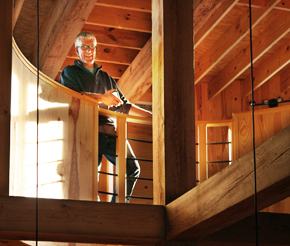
[86, 5, 151, 33]
[208, 11, 290, 100]
[201, 212, 290, 245]
[166, 124, 290, 240]
[195, 0, 280, 84]
[12, 0, 25, 30]
[96, 0, 152, 12]
[30, 0, 98, 80]
[194, 0, 239, 47]
[243, 39, 290, 96]
[117, 0, 238, 103]
[67, 44, 139, 65]
[0, 196, 165, 244]
[237, 0, 266, 7]
[82, 24, 151, 50]
[117, 38, 152, 104]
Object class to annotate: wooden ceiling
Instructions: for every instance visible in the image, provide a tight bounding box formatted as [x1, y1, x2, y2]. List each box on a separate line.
[13, 0, 290, 104]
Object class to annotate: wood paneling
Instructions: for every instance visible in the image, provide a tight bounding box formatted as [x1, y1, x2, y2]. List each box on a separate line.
[86, 4, 151, 33]
[0, 0, 12, 196]
[10, 41, 98, 200]
[96, 0, 152, 12]
[82, 24, 151, 49]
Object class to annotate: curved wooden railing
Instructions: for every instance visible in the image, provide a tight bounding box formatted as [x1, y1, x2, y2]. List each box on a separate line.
[10, 39, 152, 203]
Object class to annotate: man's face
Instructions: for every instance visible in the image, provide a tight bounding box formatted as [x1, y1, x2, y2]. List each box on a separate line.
[75, 38, 96, 68]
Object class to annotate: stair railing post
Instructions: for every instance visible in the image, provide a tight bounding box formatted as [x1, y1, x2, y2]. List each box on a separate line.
[116, 116, 127, 203]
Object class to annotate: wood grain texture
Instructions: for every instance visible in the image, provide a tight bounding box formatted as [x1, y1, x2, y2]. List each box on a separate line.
[196, 0, 280, 85]
[194, 0, 238, 47]
[12, 0, 25, 29]
[152, 0, 196, 205]
[117, 38, 152, 104]
[10, 41, 97, 201]
[96, 0, 152, 12]
[0, 0, 12, 196]
[82, 24, 151, 49]
[0, 196, 165, 244]
[166, 124, 290, 240]
[86, 4, 151, 33]
[30, 0, 98, 79]
[202, 212, 290, 245]
[243, 38, 290, 96]
[208, 11, 290, 100]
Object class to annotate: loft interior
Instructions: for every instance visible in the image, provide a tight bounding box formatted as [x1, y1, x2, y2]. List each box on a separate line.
[1, 0, 290, 245]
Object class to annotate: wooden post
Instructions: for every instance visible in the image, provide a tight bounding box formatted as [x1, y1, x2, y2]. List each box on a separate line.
[116, 116, 127, 203]
[198, 123, 207, 183]
[152, 0, 196, 205]
[0, 0, 12, 196]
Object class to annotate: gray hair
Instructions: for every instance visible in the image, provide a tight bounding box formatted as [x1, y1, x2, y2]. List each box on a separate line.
[75, 32, 97, 47]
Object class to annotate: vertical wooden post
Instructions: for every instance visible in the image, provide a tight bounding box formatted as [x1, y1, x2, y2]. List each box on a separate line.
[116, 117, 127, 203]
[199, 123, 207, 183]
[152, 0, 196, 206]
[93, 106, 99, 201]
[0, 0, 12, 196]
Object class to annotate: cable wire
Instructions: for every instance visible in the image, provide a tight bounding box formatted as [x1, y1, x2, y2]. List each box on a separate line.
[36, 0, 40, 244]
[248, 0, 259, 245]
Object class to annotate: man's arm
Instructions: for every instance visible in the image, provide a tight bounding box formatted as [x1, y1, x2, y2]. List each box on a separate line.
[82, 89, 122, 107]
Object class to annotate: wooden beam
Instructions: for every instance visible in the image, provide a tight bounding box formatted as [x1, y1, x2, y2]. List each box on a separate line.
[0, 0, 12, 196]
[86, 5, 151, 33]
[194, 0, 239, 47]
[96, 0, 152, 12]
[201, 212, 290, 245]
[237, 0, 266, 7]
[30, 0, 97, 80]
[281, 70, 290, 93]
[12, 0, 25, 30]
[0, 196, 165, 244]
[152, 0, 196, 206]
[166, 124, 290, 240]
[195, 0, 280, 84]
[117, 38, 152, 104]
[67, 44, 139, 65]
[243, 39, 290, 97]
[0, 240, 30, 246]
[208, 11, 290, 100]
[82, 24, 151, 50]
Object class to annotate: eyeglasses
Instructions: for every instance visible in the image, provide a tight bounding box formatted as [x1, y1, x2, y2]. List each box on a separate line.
[76, 45, 96, 50]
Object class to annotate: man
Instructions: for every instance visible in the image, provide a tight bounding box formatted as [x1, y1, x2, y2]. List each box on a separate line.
[60, 32, 152, 203]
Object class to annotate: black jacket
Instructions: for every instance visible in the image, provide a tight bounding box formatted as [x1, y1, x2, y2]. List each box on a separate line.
[60, 60, 132, 125]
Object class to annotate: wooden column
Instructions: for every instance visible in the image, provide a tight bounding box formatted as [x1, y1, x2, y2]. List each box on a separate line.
[0, 0, 12, 196]
[116, 117, 127, 203]
[152, 0, 196, 205]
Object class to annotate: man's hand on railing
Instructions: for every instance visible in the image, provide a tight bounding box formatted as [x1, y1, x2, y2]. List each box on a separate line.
[82, 89, 123, 107]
